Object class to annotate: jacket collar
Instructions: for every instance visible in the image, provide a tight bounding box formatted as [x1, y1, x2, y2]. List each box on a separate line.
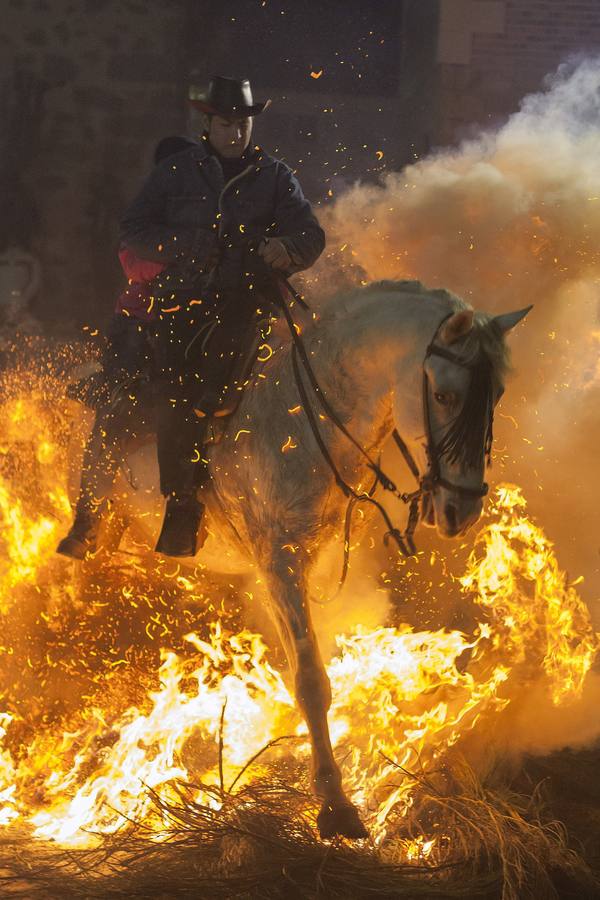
[191, 135, 276, 171]
[167, 137, 276, 196]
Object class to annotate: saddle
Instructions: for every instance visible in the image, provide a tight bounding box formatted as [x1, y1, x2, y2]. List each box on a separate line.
[197, 325, 265, 445]
[67, 321, 264, 448]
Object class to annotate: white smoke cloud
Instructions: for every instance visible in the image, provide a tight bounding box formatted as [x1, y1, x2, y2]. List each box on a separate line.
[313, 56, 600, 625]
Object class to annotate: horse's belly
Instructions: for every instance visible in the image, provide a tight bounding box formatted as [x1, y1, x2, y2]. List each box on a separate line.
[119, 446, 252, 576]
[194, 526, 253, 576]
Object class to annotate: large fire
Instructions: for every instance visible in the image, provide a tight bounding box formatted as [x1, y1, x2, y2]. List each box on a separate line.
[0, 350, 596, 862]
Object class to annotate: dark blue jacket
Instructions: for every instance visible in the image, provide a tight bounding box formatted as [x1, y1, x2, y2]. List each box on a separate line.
[119, 138, 325, 293]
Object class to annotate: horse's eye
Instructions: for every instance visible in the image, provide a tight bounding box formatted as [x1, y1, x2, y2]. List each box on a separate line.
[434, 391, 452, 406]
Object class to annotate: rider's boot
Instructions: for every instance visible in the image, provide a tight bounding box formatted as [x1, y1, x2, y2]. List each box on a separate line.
[155, 411, 211, 558]
[56, 499, 103, 560]
[155, 491, 206, 557]
[56, 413, 120, 561]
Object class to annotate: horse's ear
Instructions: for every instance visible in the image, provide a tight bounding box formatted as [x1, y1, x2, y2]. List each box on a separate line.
[492, 305, 533, 335]
[439, 309, 474, 345]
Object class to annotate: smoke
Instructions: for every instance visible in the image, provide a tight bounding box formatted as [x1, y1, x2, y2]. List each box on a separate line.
[292, 58, 600, 760]
[309, 543, 392, 662]
[502, 672, 600, 757]
[319, 56, 600, 303]
[312, 56, 600, 625]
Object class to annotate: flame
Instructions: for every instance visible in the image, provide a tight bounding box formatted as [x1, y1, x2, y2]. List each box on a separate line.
[460, 485, 597, 705]
[0, 389, 72, 605]
[28, 626, 295, 845]
[0, 360, 596, 860]
[257, 343, 273, 362]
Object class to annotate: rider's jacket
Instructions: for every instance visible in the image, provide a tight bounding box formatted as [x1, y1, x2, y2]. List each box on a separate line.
[119, 135, 325, 298]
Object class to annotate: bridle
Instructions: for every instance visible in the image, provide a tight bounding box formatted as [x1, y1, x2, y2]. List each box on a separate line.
[274, 279, 492, 578]
[397, 327, 491, 499]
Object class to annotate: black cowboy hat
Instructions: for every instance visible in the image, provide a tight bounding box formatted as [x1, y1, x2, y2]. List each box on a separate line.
[189, 76, 271, 117]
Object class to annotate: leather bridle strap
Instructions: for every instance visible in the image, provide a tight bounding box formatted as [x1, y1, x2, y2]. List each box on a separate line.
[390, 341, 489, 512]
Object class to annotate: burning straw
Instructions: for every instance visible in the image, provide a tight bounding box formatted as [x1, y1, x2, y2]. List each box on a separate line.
[0, 757, 595, 899]
[0, 343, 598, 897]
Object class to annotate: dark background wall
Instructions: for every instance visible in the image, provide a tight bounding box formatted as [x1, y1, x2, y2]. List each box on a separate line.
[0, 0, 190, 330]
[1, 0, 599, 332]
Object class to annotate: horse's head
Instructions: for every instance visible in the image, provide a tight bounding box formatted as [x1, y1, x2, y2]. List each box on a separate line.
[393, 304, 531, 539]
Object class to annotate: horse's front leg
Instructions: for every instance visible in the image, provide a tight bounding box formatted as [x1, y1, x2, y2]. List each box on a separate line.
[264, 544, 367, 840]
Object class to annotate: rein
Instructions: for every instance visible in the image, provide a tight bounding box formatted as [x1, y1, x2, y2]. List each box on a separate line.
[275, 278, 489, 585]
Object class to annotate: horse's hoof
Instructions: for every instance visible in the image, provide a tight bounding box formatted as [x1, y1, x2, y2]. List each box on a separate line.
[317, 801, 368, 840]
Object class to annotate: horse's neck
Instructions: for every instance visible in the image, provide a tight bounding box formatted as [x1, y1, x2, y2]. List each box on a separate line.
[301, 293, 449, 460]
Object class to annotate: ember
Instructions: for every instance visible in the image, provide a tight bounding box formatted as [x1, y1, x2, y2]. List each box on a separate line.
[0, 357, 596, 862]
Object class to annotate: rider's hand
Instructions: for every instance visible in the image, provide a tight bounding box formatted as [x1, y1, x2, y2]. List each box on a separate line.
[258, 237, 292, 271]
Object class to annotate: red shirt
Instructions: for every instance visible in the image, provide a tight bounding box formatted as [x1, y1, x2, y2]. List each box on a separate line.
[114, 248, 165, 321]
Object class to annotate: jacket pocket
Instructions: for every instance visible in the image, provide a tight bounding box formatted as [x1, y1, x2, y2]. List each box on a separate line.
[167, 195, 215, 228]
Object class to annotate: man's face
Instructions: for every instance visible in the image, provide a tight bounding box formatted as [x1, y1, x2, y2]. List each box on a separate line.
[208, 115, 253, 158]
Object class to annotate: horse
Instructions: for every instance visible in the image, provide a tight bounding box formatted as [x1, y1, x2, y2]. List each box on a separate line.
[95, 279, 531, 839]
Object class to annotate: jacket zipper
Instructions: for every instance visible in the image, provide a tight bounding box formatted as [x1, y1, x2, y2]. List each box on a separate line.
[217, 164, 255, 240]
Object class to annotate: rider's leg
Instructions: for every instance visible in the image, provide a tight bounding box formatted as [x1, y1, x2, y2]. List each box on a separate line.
[152, 305, 210, 557]
[194, 295, 260, 416]
[152, 295, 258, 557]
[154, 392, 210, 557]
[57, 316, 151, 559]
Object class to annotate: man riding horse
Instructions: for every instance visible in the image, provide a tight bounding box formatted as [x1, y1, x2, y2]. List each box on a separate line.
[57, 76, 325, 560]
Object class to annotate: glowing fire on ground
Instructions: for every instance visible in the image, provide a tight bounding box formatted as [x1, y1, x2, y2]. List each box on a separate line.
[0, 358, 596, 861]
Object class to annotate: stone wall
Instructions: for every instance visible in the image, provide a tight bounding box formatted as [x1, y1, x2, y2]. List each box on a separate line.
[436, 0, 600, 144]
[0, 0, 190, 330]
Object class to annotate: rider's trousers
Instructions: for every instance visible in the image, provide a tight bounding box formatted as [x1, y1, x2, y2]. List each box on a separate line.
[154, 290, 262, 498]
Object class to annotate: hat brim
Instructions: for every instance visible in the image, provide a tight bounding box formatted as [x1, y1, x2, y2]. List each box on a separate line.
[189, 97, 271, 116]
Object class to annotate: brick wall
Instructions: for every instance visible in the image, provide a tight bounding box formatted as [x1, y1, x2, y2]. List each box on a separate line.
[0, 0, 190, 330]
[437, 0, 600, 144]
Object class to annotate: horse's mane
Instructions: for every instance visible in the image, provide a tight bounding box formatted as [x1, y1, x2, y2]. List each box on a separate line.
[315, 278, 510, 384]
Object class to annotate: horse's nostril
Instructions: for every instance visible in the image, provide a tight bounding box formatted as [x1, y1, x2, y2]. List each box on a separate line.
[445, 502, 457, 531]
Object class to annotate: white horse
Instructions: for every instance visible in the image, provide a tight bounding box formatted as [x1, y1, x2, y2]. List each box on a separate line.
[115, 280, 531, 839]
